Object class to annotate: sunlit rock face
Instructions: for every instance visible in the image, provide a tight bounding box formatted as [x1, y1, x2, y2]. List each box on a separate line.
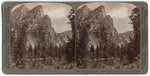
[11, 5, 73, 55]
[76, 5, 133, 49]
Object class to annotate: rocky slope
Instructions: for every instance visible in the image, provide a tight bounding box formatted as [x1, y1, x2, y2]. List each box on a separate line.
[56, 30, 72, 46]
[76, 5, 119, 49]
[119, 31, 134, 46]
[76, 5, 133, 49]
[11, 5, 29, 30]
[11, 5, 65, 53]
[76, 5, 92, 28]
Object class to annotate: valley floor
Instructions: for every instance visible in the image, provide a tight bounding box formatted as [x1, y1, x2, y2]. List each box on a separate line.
[10, 56, 140, 69]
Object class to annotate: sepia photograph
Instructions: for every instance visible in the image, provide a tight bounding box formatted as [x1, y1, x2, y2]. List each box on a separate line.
[10, 2, 140, 69]
[75, 2, 140, 69]
[10, 3, 73, 69]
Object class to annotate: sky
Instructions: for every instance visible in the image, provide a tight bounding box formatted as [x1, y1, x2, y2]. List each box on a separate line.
[11, 3, 72, 33]
[78, 2, 136, 33]
[12, 2, 136, 33]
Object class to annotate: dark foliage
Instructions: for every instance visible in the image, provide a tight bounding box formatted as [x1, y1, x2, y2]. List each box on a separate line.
[127, 7, 140, 63]
[65, 9, 76, 63]
[12, 23, 28, 69]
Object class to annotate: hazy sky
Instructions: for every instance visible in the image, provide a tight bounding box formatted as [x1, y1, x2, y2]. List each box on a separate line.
[78, 2, 136, 33]
[12, 2, 136, 33]
[12, 3, 72, 33]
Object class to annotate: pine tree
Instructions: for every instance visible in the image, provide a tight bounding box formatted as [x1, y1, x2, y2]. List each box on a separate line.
[90, 44, 95, 60]
[65, 9, 76, 63]
[90, 44, 94, 53]
[28, 44, 32, 53]
[28, 44, 32, 58]
[13, 23, 28, 68]
[96, 45, 100, 58]
[34, 45, 37, 58]
[128, 7, 140, 62]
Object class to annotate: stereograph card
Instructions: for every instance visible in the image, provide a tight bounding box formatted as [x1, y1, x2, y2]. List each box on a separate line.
[2, 2, 148, 74]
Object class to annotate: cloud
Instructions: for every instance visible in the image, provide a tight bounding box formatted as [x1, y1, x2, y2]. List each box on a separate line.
[107, 7, 128, 19]
[45, 7, 68, 19]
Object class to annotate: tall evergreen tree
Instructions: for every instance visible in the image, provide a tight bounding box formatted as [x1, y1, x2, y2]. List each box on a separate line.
[90, 44, 94, 53]
[13, 23, 28, 68]
[96, 45, 100, 58]
[128, 7, 140, 62]
[65, 9, 76, 63]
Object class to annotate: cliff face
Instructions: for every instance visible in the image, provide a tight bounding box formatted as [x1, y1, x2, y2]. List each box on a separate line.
[11, 5, 73, 53]
[76, 5, 92, 27]
[57, 30, 72, 46]
[11, 5, 29, 30]
[11, 5, 58, 52]
[119, 31, 134, 46]
[76, 5, 132, 49]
